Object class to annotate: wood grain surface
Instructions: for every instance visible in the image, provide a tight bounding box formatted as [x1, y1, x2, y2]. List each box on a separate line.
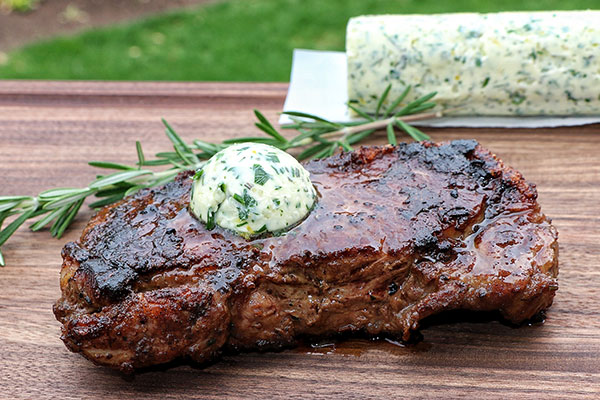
[0, 81, 598, 399]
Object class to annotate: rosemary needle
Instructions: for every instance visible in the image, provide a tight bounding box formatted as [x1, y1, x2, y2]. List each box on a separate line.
[0, 84, 446, 266]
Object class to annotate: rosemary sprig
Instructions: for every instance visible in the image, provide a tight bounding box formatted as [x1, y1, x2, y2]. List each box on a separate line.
[0, 84, 446, 266]
[278, 85, 440, 158]
[0, 120, 206, 267]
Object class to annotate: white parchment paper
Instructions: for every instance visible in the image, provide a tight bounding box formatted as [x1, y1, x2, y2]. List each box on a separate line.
[280, 49, 600, 128]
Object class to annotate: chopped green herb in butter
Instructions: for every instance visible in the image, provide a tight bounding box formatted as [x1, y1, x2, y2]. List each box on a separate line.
[190, 143, 317, 237]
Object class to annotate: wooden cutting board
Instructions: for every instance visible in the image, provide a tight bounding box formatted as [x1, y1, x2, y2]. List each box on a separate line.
[0, 81, 598, 399]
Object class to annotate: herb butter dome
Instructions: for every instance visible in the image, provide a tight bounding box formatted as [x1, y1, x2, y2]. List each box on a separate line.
[190, 143, 317, 237]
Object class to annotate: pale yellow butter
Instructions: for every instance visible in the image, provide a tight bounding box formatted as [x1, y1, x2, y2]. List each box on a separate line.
[347, 11, 600, 116]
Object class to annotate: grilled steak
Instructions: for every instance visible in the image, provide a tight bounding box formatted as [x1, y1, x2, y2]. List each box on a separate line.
[54, 140, 558, 372]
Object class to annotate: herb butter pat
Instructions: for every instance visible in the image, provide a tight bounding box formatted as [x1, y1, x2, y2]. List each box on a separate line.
[190, 143, 317, 237]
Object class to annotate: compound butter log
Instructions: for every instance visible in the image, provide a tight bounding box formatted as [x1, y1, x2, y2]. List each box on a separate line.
[346, 11, 600, 116]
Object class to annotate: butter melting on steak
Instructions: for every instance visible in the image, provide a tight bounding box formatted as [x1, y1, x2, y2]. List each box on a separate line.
[53, 140, 558, 372]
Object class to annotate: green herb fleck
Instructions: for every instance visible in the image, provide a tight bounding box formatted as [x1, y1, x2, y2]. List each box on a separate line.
[266, 153, 280, 163]
[243, 189, 257, 208]
[475, 58, 482, 67]
[233, 193, 245, 205]
[193, 169, 204, 181]
[253, 164, 271, 185]
[255, 224, 267, 234]
[509, 92, 526, 105]
[238, 207, 249, 221]
[206, 209, 216, 230]
[219, 183, 226, 192]
[569, 69, 586, 78]
[234, 189, 256, 221]
[273, 198, 281, 207]
[566, 90, 578, 103]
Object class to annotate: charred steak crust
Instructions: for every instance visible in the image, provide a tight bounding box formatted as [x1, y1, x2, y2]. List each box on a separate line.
[54, 140, 558, 372]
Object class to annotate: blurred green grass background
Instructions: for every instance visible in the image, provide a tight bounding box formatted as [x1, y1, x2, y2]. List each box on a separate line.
[0, 0, 597, 81]
[0, 0, 39, 12]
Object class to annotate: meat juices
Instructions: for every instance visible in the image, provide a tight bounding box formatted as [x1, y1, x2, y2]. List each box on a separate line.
[54, 140, 558, 372]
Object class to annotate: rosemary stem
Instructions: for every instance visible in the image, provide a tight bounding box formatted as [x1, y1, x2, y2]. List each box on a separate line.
[320, 109, 445, 140]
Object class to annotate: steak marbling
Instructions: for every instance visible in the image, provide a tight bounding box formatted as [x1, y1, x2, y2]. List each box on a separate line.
[53, 140, 559, 372]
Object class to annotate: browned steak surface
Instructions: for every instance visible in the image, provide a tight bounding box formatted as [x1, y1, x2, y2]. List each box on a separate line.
[53, 140, 558, 372]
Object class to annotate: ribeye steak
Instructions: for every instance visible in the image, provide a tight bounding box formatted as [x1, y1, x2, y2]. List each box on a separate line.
[54, 140, 559, 372]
